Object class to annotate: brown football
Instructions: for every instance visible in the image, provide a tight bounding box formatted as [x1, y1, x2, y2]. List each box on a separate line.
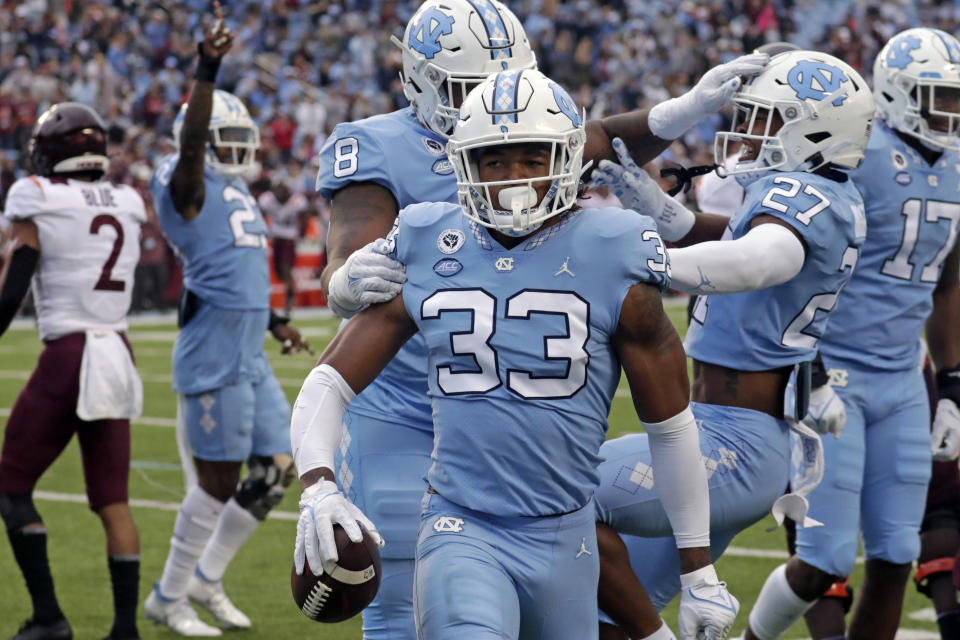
[291, 523, 382, 623]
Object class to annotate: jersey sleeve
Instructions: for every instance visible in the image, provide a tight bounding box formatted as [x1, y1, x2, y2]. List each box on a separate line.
[315, 122, 397, 202]
[3, 177, 47, 220]
[741, 174, 844, 253]
[609, 211, 672, 292]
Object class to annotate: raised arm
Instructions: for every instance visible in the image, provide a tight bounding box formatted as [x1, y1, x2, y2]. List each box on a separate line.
[169, 4, 234, 221]
[928, 241, 960, 461]
[0, 220, 39, 337]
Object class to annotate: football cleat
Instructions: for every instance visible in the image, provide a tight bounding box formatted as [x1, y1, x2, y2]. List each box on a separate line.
[144, 586, 221, 637]
[186, 574, 252, 629]
[10, 618, 72, 640]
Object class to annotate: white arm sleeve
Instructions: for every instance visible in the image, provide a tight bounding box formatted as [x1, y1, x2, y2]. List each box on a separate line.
[643, 406, 710, 548]
[290, 364, 356, 476]
[667, 223, 805, 294]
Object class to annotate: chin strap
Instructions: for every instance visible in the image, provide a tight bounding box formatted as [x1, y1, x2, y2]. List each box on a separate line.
[660, 163, 719, 196]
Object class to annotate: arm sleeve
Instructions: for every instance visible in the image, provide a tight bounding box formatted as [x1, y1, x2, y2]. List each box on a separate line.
[643, 406, 711, 548]
[290, 364, 356, 476]
[667, 223, 805, 294]
[0, 245, 39, 336]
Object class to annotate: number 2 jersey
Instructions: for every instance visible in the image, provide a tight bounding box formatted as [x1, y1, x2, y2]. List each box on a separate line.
[686, 170, 866, 369]
[390, 202, 670, 517]
[316, 107, 457, 431]
[818, 120, 960, 370]
[151, 155, 272, 393]
[3, 176, 145, 341]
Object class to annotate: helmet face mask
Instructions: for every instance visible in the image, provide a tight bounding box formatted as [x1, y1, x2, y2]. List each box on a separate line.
[28, 102, 109, 178]
[173, 90, 261, 178]
[448, 69, 585, 237]
[874, 28, 960, 150]
[714, 50, 875, 186]
[395, 0, 537, 138]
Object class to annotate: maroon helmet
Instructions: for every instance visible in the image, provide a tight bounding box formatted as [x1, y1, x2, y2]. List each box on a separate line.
[27, 102, 108, 177]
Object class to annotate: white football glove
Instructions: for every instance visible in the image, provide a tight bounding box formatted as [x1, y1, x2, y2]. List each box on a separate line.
[677, 565, 740, 640]
[294, 480, 384, 576]
[590, 137, 694, 242]
[648, 53, 770, 140]
[932, 398, 960, 461]
[784, 379, 846, 439]
[326, 238, 406, 319]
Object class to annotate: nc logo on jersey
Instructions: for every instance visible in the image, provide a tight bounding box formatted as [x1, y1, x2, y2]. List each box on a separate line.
[437, 229, 464, 254]
[432, 159, 454, 175]
[408, 8, 455, 59]
[494, 257, 515, 271]
[827, 368, 849, 388]
[433, 516, 464, 533]
[549, 81, 582, 128]
[433, 258, 463, 277]
[885, 35, 923, 70]
[787, 60, 849, 106]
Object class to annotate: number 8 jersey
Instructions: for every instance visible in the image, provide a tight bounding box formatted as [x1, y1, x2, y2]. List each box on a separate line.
[391, 202, 670, 517]
[3, 175, 146, 340]
[686, 170, 866, 370]
[819, 120, 960, 370]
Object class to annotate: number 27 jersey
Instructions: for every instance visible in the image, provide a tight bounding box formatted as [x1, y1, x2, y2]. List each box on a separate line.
[390, 202, 670, 517]
[3, 175, 146, 341]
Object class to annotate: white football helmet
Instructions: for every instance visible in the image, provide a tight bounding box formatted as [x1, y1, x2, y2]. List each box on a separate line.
[714, 50, 874, 186]
[173, 90, 260, 177]
[393, 0, 537, 138]
[873, 28, 960, 150]
[447, 69, 585, 236]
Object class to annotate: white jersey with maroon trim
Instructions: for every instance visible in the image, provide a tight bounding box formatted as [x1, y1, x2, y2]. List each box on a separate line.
[3, 176, 146, 340]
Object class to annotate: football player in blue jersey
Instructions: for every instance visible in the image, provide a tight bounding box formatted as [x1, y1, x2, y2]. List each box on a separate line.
[143, 8, 310, 636]
[588, 49, 874, 640]
[737, 29, 960, 640]
[293, 69, 719, 640]
[314, 1, 768, 637]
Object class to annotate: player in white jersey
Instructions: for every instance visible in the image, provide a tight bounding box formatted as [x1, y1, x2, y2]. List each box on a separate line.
[259, 182, 307, 315]
[0, 102, 145, 640]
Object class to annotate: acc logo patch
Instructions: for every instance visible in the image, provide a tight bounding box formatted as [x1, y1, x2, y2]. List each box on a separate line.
[787, 60, 848, 106]
[422, 137, 445, 156]
[437, 229, 465, 254]
[407, 7, 455, 60]
[895, 171, 912, 185]
[433, 516, 464, 533]
[432, 159, 454, 175]
[433, 258, 462, 277]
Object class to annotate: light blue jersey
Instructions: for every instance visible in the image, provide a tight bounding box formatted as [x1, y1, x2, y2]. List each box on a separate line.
[686, 171, 867, 370]
[820, 120, 960, 370]
[151, 155, 271, 394]
[391, 202, 670, 517]
[317, 107, 456, 432]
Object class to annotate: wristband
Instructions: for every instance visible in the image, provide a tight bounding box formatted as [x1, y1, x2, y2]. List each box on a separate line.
[680, 564, 719, 589]
[195, 43, 222, 83]
[937, 364, 960, 406]
[269, 311, 290, 332]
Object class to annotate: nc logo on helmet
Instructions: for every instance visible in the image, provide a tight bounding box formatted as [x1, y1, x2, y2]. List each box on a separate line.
[885, 35, 923, 70]
[787, 60, 849, 106]
[408, 8, 455, 59]
[549, 82, 582, 128]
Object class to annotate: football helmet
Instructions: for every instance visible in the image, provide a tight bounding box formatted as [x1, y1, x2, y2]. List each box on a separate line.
[27, 102, 108, 177]
[393, 0, 537, 138]
[873, 28, 960, 150]
[173, 90, 260, 177]
[447, 69, 585, 235]
[714, 50, 874, 186]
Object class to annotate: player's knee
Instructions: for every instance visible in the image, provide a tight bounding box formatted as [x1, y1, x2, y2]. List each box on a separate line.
[0, 492, 42, 532]
[877, 530, 921, 566]
[234, 454, 295, 520]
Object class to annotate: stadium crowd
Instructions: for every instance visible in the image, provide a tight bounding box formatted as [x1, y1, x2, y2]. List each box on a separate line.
[0, 0, 955, 309]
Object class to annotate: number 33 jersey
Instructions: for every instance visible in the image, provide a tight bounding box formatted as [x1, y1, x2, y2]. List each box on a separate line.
[3, 176, 146, 341]
[152, 155, 270, 310]
[686, 170, 866, 370]
[819, 120, 960, 370]
[390, 202, 670, 517]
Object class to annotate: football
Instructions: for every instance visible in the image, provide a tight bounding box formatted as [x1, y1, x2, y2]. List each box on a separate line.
[290, 523, 382, 623]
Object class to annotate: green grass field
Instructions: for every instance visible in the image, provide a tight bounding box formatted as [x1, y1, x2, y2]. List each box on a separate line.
[0, 309, 941, 639]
